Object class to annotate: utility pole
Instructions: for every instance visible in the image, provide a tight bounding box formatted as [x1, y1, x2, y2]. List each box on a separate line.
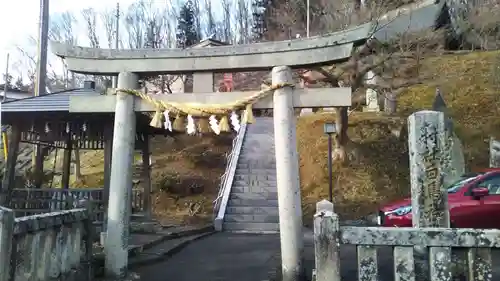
[112, 2, 120, 88]
[32, 0, 50, 188]
[1, 53, 9, 160]
[35, 0, 49, 98]
[3, 53, 9, 102]
[306, 0, 310, 37]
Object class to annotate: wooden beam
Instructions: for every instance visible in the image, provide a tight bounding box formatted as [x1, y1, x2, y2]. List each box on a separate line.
[0, 125, 21, 205]
[69, 87, 352, 113]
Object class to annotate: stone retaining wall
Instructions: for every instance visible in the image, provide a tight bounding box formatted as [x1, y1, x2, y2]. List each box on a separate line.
[0, 207, 93, 281]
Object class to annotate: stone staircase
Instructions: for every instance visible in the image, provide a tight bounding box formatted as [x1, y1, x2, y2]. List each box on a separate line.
[223, 117, 279, 233]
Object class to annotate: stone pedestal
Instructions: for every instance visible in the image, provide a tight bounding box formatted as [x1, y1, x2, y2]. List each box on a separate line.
[363, 71, 380, 112]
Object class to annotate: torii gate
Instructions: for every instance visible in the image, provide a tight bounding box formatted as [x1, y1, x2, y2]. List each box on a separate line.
[50, 22, 373, 281]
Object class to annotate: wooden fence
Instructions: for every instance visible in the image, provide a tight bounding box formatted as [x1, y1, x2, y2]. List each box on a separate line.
[0, 206, 94, 281]
[312, 199, 499, 281]
[8, 188, 144, 226]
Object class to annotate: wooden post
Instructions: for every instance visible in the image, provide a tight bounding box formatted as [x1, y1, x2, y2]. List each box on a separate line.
[141, 134, 152, 218]
[33, 145, 45, 188]
[61, 132, 72, 190]
[0, 125, 21, 206]
[105, 72, 138, 279]
[73, 143, 81, 181]
[408, 110, 451, 281]
[272, 65, 304, 281]
[32, 121, 45, 188]
[0, 207, 14, 281]
[313, 199, 340, 281]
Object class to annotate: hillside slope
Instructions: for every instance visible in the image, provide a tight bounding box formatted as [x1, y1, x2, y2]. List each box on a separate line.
[47, 134, 233, 226]
[298, 50, 500, 224]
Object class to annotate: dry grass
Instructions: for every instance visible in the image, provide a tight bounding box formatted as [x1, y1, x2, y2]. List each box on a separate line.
[299, 50, 500, 225]
[399, 50, 500, 169]
[298, 113, 408, 225]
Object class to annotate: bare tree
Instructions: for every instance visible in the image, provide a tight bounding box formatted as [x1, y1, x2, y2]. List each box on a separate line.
[14, 36, 38, 88]
[81, 8, 100, 48]
[50, 11, 79, 88]
[204, 0, 217, 37]
[101, 8, 116, 48]
[124, 2, 146, 49]
[221, 0, 233, 42]
[235, 0, 249, 43]
[459, 0, 500, 50]
[299, 11, 438, 163]
[15, 35, 66, 91]
[118, 0, 182, 93]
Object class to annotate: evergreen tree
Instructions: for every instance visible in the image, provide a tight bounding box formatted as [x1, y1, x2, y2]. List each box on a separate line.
[176, 0, 200, 48]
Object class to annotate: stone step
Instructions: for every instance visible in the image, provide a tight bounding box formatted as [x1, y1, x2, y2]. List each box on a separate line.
[223, 222, 279, 233]
[234, 168, 276, 175]
[226, 206, 279, 216]
[229, 192, 278, 201]
[231, 185, 277, 193]
[224, 214, 279, 223]
[232, 180, 277, 187]
[236, 162, 276, 169]
[233, 174, 277, 181]
[227, 198, 279, 207]
[238, 156, 275, 163]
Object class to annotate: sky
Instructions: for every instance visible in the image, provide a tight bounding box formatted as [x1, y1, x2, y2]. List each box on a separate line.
[0, 0, 138, 82]
[0, 0, 233, 83]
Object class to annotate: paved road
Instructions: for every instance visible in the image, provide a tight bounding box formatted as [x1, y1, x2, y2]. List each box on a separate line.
[136, 232, 281, 281]
[135, 230, 500, 281]
[134, 230, 393, 281]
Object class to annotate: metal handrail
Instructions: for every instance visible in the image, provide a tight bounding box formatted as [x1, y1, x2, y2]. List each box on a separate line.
[213, 122, 248, 231]
[213, 124, 246, 212]
[213, 133, 239, 212]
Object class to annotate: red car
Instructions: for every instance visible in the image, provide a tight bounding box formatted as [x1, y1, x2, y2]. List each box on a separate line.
[377, 171, 500, 228]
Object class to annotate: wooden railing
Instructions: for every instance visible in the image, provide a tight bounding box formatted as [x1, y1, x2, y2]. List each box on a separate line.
[312, 200, 499, 281]
[9, 188, 144, 225]
[0, 206, 94, 281]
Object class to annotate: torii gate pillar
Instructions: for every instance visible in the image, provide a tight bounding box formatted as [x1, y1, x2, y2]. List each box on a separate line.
[272, 66, 304, 281]
[105, 72, 138, 279]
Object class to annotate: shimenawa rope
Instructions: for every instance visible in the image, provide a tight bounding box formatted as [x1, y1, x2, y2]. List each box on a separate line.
[114, 83, 294, 135]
